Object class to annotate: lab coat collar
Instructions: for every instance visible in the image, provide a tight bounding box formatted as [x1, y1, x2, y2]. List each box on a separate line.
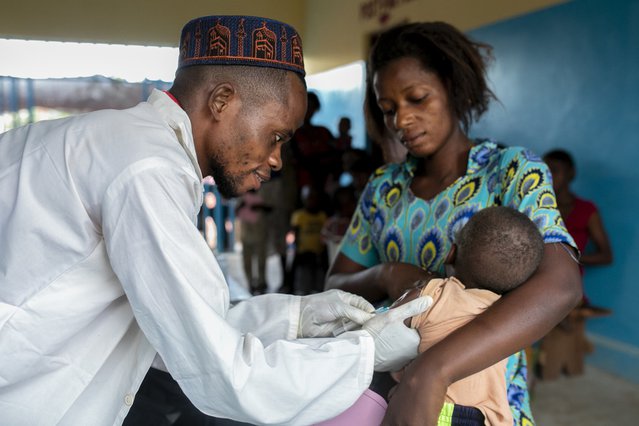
[148, 89, 204, 182]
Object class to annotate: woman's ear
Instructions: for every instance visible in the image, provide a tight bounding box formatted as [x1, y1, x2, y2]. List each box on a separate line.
[208, 82, 236, 121]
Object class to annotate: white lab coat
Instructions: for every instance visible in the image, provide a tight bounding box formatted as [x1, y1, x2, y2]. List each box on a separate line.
[0, 90, 374, 426]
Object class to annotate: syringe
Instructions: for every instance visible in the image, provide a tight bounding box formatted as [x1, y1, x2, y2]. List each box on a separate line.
[332, 306, 390, 336]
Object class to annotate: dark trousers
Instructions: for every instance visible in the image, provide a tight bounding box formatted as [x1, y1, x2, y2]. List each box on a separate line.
[124, 368, 252, 426]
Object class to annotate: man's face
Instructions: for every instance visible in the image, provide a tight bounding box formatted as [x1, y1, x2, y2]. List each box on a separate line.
[198, 73, 306, 198]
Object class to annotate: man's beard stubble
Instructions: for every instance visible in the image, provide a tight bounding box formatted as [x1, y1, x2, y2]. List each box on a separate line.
[208, 155, 244, 199]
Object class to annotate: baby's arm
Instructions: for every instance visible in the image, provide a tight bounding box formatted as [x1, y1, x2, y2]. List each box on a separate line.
[391, 283, 430, 326]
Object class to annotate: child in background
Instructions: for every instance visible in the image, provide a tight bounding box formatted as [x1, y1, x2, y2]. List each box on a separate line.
[320, 206, 544, 426]
[334, 117, 353, 152]
[290, 186, 328, 294]
[321, 186, 358, 264]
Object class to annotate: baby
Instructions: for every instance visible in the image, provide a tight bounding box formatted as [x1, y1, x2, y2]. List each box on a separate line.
[319, 206, 544, 426]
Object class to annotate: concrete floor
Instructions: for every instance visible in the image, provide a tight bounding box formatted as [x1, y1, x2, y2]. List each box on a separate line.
[531, 366, 639, 425]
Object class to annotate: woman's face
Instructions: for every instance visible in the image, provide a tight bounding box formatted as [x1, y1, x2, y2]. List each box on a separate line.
[373, 57, 458, 158]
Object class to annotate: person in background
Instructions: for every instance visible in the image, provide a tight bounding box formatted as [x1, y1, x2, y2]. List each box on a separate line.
[326, 21, 581, 425]
[537, 149, 614, 380]
[236, 188, 271, 295]
[0, 15, 431, 425]
[290, 186, 329, 294]
[290, 91, 336, 197]
[337, 148, 367, 188]
[335, 116, 353, 152]
[324, 117, 356, 196]
[266, 141, 299, 295]
[349, 154, 375, 199]
[543, 149, 613, 293]
[322, 185, 358, 264]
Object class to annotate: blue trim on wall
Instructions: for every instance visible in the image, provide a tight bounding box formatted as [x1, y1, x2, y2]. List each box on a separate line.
[469, 0, 639, 383]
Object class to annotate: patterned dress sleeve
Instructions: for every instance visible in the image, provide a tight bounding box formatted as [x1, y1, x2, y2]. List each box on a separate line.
[338, 169, 385, 268]
[498, 147, 577, 249]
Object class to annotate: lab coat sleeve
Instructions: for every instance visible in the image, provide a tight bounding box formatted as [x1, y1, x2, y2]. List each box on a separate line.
[102, 160, 374, 425]
[226, 294, 302, 345]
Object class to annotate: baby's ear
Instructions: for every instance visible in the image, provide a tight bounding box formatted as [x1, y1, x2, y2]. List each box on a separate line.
[443, 245, 457, 278]
[445, 244, 457, 265]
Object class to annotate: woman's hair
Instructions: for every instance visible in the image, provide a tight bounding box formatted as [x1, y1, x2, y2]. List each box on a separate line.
[543, 149, 575, 170]
[365, 21, 496, 136]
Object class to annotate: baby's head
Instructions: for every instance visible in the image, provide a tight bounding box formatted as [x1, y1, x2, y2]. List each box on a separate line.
[452, 206, 544, 294]
[391, 207, 544, 321]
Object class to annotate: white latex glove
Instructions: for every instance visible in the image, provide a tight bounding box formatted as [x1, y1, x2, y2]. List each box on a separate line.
[362, 296, 433, 372]
[298, 289, 375, 338]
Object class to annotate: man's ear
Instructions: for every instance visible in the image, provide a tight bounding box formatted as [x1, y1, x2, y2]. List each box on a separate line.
[208, 82, 236, 121]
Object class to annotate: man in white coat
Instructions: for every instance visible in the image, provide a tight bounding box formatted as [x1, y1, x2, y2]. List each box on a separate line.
[0, 15, 430, 425]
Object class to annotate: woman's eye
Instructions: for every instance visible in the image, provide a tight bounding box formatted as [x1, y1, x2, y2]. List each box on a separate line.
[410, 95, 427, 104]
[274, 134, 282, 143]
